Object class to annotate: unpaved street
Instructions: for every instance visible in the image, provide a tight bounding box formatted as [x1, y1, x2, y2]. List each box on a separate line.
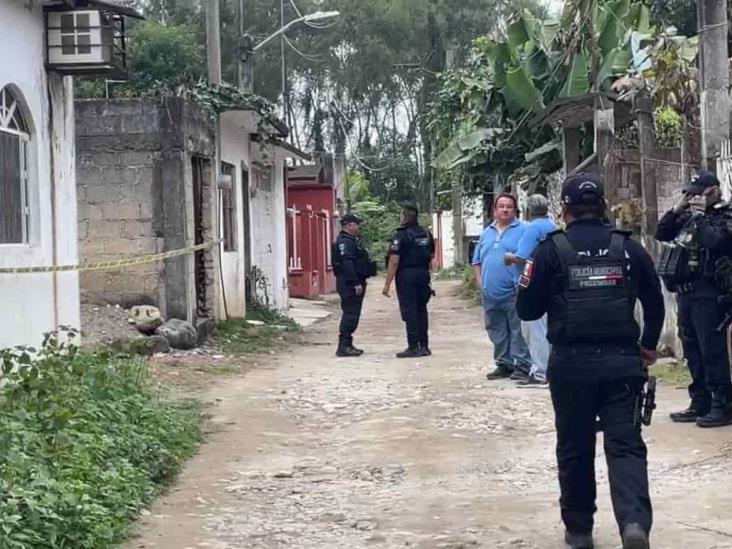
[127, 280, 732, 549]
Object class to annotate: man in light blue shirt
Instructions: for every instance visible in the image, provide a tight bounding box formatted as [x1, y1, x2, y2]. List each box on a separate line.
[505, 194, 558, 386]
[472, 193, 532, 380]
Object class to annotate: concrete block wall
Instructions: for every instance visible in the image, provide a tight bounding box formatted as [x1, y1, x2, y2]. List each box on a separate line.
[75, 98, 217, 319]
[76, 100, 164, 307]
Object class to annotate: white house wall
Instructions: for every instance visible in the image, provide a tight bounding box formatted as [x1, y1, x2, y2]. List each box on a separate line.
[0, 1, 80, 349]
[219, 112, 255, 318]
[250, 146, 289, 312]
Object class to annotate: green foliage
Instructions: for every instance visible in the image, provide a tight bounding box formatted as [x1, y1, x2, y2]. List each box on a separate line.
[0, 330, 201, 548]
[127, 20, 205, 91]
[214, 307, 300, 356]
[651, 0, 697, 37]
[654, 107, 683, 148]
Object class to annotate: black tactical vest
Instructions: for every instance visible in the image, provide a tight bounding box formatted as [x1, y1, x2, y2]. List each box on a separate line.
[400, 226, 432, 269]
[547, 231, 640, 346]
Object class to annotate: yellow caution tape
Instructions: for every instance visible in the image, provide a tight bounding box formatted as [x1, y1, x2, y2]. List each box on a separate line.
[0, 240, 221, 274]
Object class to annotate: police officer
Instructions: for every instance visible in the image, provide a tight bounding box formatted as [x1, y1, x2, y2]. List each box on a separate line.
[655, 171, 732, 428]
[517, 173, 664, 549]
[333, 213, 376, 357]
[383, 202, 435, 358]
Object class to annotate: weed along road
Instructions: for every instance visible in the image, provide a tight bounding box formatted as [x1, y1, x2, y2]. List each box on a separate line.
[126, 280, 732, 549]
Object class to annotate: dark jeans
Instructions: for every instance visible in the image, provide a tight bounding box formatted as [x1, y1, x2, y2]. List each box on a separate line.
[550, 374, 652, 536]
[337, 279, 365, 347]
[396, 268, 431, 349]
[678, 294, 732, 409]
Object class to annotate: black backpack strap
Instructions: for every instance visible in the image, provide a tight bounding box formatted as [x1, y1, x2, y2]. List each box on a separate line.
[551, 232, 577, 269]
[609, 230, 628, 260]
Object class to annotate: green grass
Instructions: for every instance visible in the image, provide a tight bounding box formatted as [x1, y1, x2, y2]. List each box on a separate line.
[0, 338, 201, 549]
[653, 360, 691, 387]
[214, 303, 300, 356]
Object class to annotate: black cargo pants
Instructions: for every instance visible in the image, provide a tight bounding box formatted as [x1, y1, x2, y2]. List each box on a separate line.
[395, 267, 431, 350]
[550, 373, 652, 536]
[678, 293, 732, 410]
[337, 278, 365, 347]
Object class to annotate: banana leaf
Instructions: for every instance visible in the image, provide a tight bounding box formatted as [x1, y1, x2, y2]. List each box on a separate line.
[597, 0, 631, 55]
[502, 64, 543, 111]
[433, 129, 505, 170]
[524, 139, 562, 163]
[598, 46, 633, 85]
[561, 50, 590, 97]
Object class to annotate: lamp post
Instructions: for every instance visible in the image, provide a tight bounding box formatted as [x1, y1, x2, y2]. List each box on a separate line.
[238, 10, 340, 93]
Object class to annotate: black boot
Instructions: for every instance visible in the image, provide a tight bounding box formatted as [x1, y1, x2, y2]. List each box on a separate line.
[350, 344, 365, 356]
[564, 531, 594, 549]
[336, 344, 361, 358]
[396, 347, 421, 359]
[697, 391, 732, 428]
[621, 523, 649, 549]
[670, 404, 710, 423]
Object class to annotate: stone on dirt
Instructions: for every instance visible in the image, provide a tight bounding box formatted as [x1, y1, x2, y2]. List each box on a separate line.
[156, 319, 198, 350]
[128, 305, 164, 335]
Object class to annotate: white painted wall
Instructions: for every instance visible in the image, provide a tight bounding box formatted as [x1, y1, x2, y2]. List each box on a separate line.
[0, 1, 80, 349]
[250, 144, 289, 312]
[435, 197, 484, 269]
[219, 111, 256, 318]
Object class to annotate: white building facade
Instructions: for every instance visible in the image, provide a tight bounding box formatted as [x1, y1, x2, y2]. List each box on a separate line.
[0, 1, 80, 349]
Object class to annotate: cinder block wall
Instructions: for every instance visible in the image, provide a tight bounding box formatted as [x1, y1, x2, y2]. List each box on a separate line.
[76, 99, 164, 308]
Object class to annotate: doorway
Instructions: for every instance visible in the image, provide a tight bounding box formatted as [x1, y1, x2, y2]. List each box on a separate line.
[192, 156, 211, 319]
[241, 164, 253, 302]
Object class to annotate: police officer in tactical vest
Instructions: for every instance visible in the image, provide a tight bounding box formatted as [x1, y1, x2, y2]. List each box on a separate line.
[383, 202, 435, 358]
[655, 171, 732, 428]
[333, 213, 377, 357]
[517, 174, 665, 549]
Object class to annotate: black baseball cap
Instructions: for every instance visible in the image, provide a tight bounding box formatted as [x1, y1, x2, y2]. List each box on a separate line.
[562, 173, 605, 206]
[340, 213, 361, 225]
[683, 171, 720, 195]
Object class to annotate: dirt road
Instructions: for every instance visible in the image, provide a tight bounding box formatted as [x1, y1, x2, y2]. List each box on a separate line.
[126, 279, 732, 549]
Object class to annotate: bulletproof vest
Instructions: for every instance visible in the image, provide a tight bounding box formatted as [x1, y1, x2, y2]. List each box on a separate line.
[547, 231, 640, 346]
[331, 234, 376, 279]
[656, 244, 693, 292]
[399, 225, 432, 268]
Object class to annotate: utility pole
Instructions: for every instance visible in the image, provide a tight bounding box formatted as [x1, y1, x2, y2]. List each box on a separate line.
[281, 0, 288, 124]
[206, 0, 222, 85]
[446, 44, 464, 265]
[698, 0, 729, 170]
[236, 0, 255, 91]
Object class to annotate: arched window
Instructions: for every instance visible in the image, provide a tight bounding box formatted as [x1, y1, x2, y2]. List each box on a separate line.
[0, 87, 30, 244]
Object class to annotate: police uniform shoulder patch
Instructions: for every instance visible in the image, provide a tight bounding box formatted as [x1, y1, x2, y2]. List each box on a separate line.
[339, 242, 346, 255]
[518, 260, 534, 288]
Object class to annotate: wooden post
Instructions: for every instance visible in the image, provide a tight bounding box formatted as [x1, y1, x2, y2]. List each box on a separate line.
[636, 95, 659, 244]
[698, 0, 729, 170]
[206, 0, 222, 85]
[562, 126, 581, 174]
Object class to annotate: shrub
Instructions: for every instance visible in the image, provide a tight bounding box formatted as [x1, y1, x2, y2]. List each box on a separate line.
[0, 330, 201, 548]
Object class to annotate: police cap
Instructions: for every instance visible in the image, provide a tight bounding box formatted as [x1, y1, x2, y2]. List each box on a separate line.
[683, 171, 720, 195]
[340, 213, 361, 225]
[401, 201, 419, 214]
[562, 173, 605, 206]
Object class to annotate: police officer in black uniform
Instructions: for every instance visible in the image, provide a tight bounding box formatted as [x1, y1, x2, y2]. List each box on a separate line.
[383, 202, 435, 358]
[517, 174, 664, 549]
[655, 171, 732, 428]
[333, 213, 376, 357]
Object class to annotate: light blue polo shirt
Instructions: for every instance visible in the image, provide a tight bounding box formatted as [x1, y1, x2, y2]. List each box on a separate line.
[472, 219, 526, 306]
[516, 217, 558, 260]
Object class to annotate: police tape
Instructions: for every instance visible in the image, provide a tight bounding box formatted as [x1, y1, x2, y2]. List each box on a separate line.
[0, 240, 221, 275]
